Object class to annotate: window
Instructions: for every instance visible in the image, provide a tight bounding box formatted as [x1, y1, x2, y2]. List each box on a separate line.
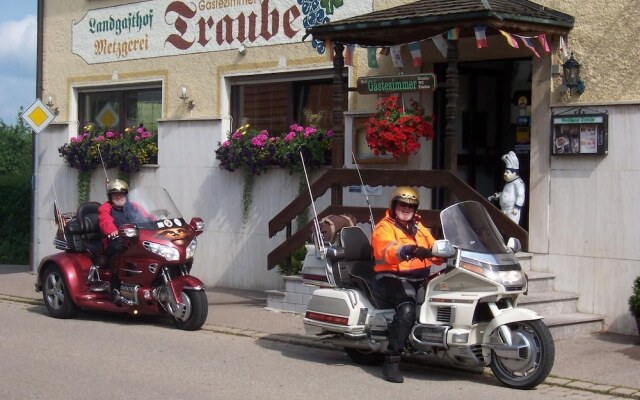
[230, 70, 347, 133]
[78, 85, 162, 134]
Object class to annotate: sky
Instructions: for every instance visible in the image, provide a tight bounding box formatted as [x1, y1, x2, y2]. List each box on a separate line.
[0, 0, 37, 125]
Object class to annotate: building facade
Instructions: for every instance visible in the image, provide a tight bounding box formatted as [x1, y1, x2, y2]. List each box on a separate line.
[35, 0, 640, 334]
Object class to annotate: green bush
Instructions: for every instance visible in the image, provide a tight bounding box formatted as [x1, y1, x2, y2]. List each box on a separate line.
[0, 174, 31, 264]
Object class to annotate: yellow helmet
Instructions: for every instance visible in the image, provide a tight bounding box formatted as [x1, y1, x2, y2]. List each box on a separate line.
[389, 186, 419, 209]
[107, 179, 129, 196]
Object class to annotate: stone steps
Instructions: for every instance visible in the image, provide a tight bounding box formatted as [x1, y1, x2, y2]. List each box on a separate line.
[517, 256, 604, 341]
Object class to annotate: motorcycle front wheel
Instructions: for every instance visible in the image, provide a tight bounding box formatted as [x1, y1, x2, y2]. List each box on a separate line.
[171, 289, 208, 331]
[489, 319, 555, 390]
[42, 264, 80, 319]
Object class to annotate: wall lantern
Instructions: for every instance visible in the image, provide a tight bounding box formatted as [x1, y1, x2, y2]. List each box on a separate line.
[562, 52, 585, 95]
[179, 85, 195, 110]
[45, 95, 59, 115]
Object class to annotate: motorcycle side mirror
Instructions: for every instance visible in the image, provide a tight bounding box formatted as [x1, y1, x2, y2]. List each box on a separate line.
[190, 217, 205, 232]
[119, 224, 138, 238]
[507, 237, 522, 253]
[431, 240, 456, 258]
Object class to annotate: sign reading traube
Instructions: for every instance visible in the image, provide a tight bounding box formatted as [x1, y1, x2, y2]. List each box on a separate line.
[71, 0, 373, 64]
[356, 74, 436, 94]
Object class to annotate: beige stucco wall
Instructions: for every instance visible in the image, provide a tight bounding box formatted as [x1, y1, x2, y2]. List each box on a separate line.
[39, 0, 640, 334]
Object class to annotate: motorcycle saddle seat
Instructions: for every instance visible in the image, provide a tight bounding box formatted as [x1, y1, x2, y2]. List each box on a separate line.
[76, 201, 106, 266]
[339, 227, 386, 309]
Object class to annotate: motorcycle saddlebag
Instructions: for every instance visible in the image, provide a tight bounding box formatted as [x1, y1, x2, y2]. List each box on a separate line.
[303, 288, 373, 337]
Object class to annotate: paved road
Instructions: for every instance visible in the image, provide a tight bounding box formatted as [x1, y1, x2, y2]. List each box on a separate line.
[0, 299, 628, 400]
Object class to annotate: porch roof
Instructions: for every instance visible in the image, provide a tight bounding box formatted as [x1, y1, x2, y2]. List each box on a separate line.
[306, 0, 574, 46]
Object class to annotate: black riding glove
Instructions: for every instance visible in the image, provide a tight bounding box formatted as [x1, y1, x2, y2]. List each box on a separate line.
[399, 245, 417, 260]
[414, 246, 432, 261]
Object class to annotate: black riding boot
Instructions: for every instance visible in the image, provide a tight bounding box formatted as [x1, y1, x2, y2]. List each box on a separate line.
[383, 302, 416, 383]
[383, 356, 403, 383]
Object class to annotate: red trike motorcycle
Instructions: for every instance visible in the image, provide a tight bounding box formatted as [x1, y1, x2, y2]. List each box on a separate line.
[35, 185, 208, 330]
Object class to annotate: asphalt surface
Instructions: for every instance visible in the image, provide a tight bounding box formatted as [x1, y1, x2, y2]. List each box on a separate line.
[1, 264, 639, 397]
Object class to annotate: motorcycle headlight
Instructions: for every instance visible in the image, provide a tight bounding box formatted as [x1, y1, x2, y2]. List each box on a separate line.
[459, 259, 526, 288]
[143, 241, 180, 261]
[186, 238, 198, 259]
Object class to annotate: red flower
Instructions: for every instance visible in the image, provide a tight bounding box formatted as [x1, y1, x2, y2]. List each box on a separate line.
[365, 96, 434, 158]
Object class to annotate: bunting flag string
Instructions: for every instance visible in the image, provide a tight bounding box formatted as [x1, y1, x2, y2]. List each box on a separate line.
[499, 30, 519, 48]
[324, 26, 554, 71]
[408, 42, 422, 67]
[389, 45, 404, 68]
[432, 34, 448, 57]
[474, 25, 487, 48]
[367, 47, 379, 68]
[521, 36, 540, 58]
[344, 44, 355, 66]
[538, 33, 550, 53]
[559, 36, 569, 58]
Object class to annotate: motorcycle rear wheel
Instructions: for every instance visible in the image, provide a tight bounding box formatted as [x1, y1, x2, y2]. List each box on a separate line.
[172, 289, 208, 331]
[344, 347, 385, 365]
[489, 319, 555, 390]
[42, 264, 80, 319]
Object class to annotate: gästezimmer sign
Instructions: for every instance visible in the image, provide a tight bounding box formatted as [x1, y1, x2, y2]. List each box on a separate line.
[356, 74, 437, 95]
[72, 0, 373, 64]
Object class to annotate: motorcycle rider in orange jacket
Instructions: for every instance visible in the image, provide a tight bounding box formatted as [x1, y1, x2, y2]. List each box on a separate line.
[371, 186, 441, 383]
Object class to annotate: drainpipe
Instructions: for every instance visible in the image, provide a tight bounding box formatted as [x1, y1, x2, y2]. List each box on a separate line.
[30, 0, 44, 273]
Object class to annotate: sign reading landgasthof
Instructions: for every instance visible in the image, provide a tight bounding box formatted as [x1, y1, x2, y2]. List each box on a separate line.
[72, 0, 373, 64]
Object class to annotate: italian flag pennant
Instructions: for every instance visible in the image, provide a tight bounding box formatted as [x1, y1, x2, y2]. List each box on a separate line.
[367, 47, 379, 68]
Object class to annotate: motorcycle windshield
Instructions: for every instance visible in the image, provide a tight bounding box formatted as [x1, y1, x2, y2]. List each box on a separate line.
[440, 201, 508, 254]
[125, 185, 185, 229]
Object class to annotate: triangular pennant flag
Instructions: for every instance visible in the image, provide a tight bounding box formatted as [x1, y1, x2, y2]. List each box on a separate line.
[538, 33, 550, 53]
[432, 34, 448, 57]
[474, 25, 487, 49]
[521, 36, 540, 58]
[499, 30, 519, 48]
[447, 28, 459, 40]
[407, 41, 422, 67]
[559, 35, 568, 58]
[379, 47, 390, 56]
[344, 44, 355, 66]
[325, 40, 334, 61]
[367, 47, 379, 68]
[390, 45, 403, 68]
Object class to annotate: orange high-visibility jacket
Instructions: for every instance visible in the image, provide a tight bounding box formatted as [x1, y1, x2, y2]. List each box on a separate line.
[372, 210, 436, 273]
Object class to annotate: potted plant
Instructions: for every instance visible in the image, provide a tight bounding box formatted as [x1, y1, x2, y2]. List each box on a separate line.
[629, 276, 640, 334]
[365, 95, 434, 159]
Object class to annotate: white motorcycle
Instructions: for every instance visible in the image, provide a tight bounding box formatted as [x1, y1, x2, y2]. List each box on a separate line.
[302, 200, 554, 389]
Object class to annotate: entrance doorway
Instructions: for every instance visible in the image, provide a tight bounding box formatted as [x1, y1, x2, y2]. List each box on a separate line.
[433, 59, 531, 230]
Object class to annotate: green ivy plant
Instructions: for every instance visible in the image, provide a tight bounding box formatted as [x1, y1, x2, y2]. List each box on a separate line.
[629, 276, 640, 318]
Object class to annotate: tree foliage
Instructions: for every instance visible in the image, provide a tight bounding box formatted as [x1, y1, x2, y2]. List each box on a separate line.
[0, 108, 32, 175]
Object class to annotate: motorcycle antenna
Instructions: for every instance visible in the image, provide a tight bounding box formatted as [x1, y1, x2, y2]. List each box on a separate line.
[300, 151, 327, 259]
[48, 167, 67, 241]
[97, 144, 110, 187]
[351, 152, 375, 232]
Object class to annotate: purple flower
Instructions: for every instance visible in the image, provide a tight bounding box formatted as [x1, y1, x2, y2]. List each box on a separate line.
[106, 131, 115, 138]
[223, 141, 230, 147]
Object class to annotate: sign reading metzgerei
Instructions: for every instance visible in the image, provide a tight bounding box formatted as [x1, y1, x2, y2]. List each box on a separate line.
[356, 74, 437, 95]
